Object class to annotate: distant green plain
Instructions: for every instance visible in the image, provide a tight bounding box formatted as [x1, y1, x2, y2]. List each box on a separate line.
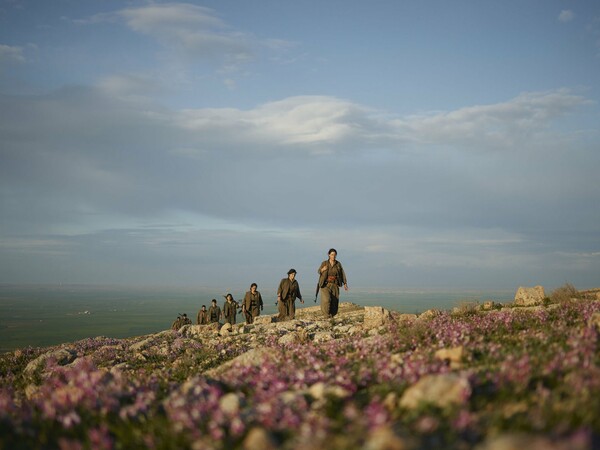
[0, 284, 512, 353]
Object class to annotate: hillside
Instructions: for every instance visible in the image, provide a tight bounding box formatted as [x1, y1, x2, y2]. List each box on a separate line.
[1, 291, 600, 449]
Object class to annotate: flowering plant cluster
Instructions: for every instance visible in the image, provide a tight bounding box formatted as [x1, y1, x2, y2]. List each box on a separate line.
[1, 299, 599, 449]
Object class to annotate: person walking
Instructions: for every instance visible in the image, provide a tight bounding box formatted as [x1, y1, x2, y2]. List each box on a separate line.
[197, 304, 209, 325]
[208, 299, 222, 324]
[317, 248, 348, 318]
[243, 283, 264, 324]
[223, 293, 238, 325]
[277, 269, 303, 321]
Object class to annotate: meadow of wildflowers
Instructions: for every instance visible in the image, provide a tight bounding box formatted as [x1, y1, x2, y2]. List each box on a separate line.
[0, 298, 599, 449]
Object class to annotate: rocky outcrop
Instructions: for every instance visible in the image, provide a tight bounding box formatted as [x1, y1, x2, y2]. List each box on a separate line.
[514, 286, 545, 306]
[23, 347, 77, 377]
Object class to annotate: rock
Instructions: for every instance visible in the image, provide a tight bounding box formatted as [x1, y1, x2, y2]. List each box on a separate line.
[482, 300, 498, 311]
[383, 392, 399, 412]
[434, 346, 464, 369]
[364, 306, 393, 328]
[364, 425, 408, 450]
[129, 337, 154, 352]
[475, 433, 580, 450]
[242, 427, 277, 450]
[204, 348, 271, 378]
[348, 325, 364, 335]
[313, 331, 334, 343]
[589, 312, 600, 332]
[219, 392, 241, 416]
[399, 373, 471, 410]
[253, 315, 276, 325]
[514, 286, 545, 306]
[278, 332, 300, 346]
[220, 323, 233, 336]
[395, 313, 418, 322]
[23, 348, 77, 377]
[418, 309, 441, 321]
[308, 382, 351, 400]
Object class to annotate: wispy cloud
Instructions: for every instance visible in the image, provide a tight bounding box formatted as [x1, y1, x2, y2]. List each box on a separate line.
[558, 10, 575, 23]
[115, 3, 273, 67]
[399, 89, 590, 149]
[0, 44, 25, 64]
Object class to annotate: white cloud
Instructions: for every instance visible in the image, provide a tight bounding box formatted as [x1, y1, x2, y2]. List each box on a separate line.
[117, 3, 254, 64]
[0, 44, 25, 64]
[172, 89, 589, 155]
[558, 10, 575, 23]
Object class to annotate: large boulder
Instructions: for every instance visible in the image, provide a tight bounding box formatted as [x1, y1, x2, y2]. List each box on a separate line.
[514, 286, 545, 306]
[364, 306, 394, 329]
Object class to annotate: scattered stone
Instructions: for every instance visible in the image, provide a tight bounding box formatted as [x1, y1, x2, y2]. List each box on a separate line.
[364, 425, 408, 450]
[589, 312, 600, 332]
[278, 332, 300, 346]
[383, 392, 399, 412]
[514, 286, 545, 306]
[219, 323, 233, 336]
[475, 433, 582, 450]
[348, 325, 364, 335]
[482, 300, 498, 311]
[313, 331, 334, 343]
[308, 382, 350, 400]
[253, 315, 276, 325]
[399, 373, 471, 410]
[219, 392, 241, 416]
[434, 346, 464, 369]
[242, 427, 277, 450]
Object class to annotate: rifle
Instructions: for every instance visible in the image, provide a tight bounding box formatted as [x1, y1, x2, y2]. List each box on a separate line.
[314, 281, 319, 303]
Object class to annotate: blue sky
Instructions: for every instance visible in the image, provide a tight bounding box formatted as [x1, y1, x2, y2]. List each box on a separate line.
[1, 0, 599, 290]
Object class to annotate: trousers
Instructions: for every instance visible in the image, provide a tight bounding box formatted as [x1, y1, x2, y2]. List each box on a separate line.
[320, 282, 340, 317]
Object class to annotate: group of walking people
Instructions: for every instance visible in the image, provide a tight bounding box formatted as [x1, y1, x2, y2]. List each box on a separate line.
[173, 248, 348, 329]
[195, 285, 265, 326]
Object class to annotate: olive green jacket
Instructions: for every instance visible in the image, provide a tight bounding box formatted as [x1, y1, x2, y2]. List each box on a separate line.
[278, 278, 302, 301]
[243, 291, 264, 315]
[318, 260, 347, 288]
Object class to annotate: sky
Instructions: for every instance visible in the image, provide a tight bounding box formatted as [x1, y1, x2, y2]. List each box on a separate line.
[1, 0, 599, 291]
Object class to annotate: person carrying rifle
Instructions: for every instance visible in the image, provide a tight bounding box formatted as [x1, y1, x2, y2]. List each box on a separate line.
[317, 248, 348, 318]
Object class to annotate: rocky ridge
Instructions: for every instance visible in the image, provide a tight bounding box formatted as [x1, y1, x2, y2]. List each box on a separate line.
[2, 287, 600, 449]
